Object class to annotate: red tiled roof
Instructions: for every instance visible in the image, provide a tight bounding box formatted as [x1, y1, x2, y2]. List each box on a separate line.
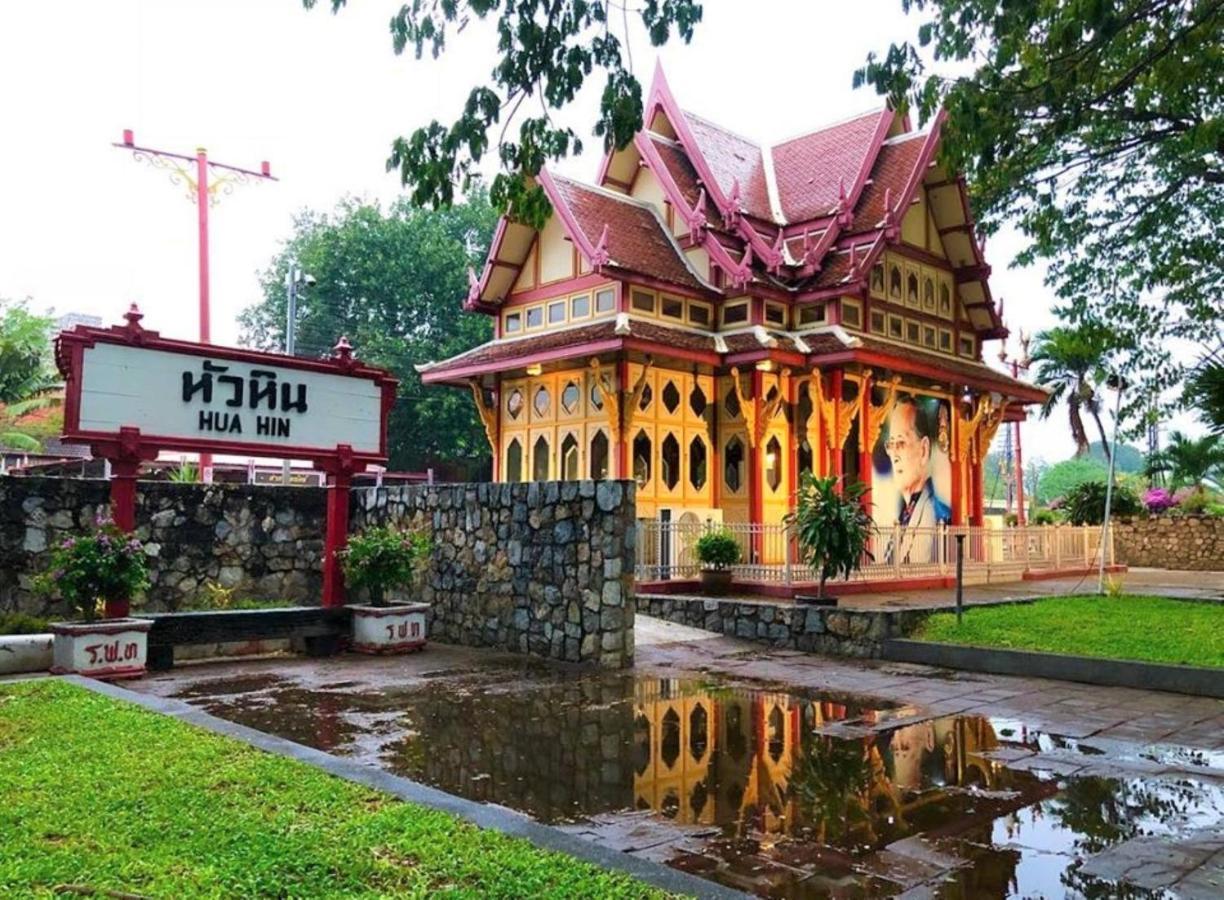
[650, 135, 704, 211]
[549, 175, 708, 293]
[683, 111, 773, 222]
[772, 111, 888, 224]
[847, 135, 925, 234]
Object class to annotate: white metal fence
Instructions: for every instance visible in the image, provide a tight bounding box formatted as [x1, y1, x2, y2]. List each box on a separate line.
[634, 519, 1114, 587]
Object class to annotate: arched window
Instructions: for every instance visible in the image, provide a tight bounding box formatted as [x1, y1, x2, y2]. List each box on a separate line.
[689, 383, 707, 418]
[923, 277, 935, 311]
[589, 430, 609, 480]
[870, 263, 885, 295]
[689, 705, 709, 760]
[939, 283, 952, 317]
[561, 381, 580, 414]
[767, 705, 785, 764]
[633, 430, 652, 488]
[907, 273, 919, 306]
[661, 707, 681, 769]
[662, 380, 681, 414]
[505, 437, 523, 483]
[724, 385, 741, 420]
[506, 389, 524, 420]
[689, 437, 707, 490]
[560, 433, 579, 480]
[765, 435, 783, 492]
[532, 434, 550, 481]
[889, 265, 902, 299]
[661, 433, 680, 490]
[724, 436, 745, 493]
[533, 386, 550, 417]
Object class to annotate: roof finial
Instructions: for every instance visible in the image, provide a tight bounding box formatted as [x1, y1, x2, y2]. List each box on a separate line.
[770, 227, 785, 270]
[836, 177, 854, 229]
[881, 187, 899, 239]
[590, 223, 611, 267]
[688, 187, 708, 233]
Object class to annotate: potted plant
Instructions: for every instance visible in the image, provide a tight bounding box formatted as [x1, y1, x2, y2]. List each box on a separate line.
[341, 525, 433, 654]
[36, 518, 152, 679]
[694, 528, 741, 595]
[785, 473, 875, 606]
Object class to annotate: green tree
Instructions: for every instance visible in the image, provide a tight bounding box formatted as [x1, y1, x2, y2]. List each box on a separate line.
[785, 474, 875, 601]
[1145, 430, 1224, 492]
[857, 1, 1223, 422]
[1030, 326, 1115, 460]
[0, 298, 60, 451]
[1187, 353, 1224, 435]
[239, 193, 498, 474]
[304, 0, 703, 227]
[1037, 457, 1110, 506]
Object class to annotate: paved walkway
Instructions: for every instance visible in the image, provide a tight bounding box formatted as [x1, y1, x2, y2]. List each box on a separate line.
[635, 614, 1224, 753]
[643, 566, 1224, 611]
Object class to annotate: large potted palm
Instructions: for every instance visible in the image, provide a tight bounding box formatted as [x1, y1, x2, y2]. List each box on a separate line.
[37, 518, 153, 679]
[342, 525, 433, 654]
[786, 473, 875, 606]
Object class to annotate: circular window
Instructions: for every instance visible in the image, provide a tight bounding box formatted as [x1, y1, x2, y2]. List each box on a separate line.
[561, 381, 580, 414]
[506, 389, 524, 419]
[533, 386, 550, 416]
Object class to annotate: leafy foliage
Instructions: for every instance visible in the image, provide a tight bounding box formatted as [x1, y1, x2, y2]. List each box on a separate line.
[0, 611, 49, 636]
[0, 298, 55, 404]
[1037, 457, 1110, 505]
[1187, 354, 1224, 435]
[304, 0, 703, 227]
[1062, 480, 1142, 525]
[1146, 430, 1224, 491]
[34, 520, 150, 622]
[857, 1, 1224, 424]
[1030, 325, 1115, 459]
[694, 528, 740, 570]
[786, 474, 876, 599]
[0, 680, 665, 898]
[239, 193, 497, 475]
[341, 525, 432, 606]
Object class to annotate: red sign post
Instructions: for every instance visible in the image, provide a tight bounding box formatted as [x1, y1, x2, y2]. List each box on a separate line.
[56, 306, 396, 616]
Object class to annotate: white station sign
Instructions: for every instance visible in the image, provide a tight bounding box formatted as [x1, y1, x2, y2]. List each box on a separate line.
[76, 342, 384, 456]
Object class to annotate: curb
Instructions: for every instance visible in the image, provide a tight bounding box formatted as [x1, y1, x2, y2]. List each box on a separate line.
[882, 640, 1224, 698]
[64, 676, 747, 899]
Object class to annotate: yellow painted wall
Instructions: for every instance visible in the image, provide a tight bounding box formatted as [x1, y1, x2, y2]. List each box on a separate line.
[538, 212, 576, 284]
[512, 242, 538, 292]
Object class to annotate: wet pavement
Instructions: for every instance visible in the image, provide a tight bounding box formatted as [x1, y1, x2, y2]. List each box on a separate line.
[131, 620, 1224, 898]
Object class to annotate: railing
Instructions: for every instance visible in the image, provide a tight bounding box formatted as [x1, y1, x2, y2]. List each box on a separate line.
[634, 520, 1114, 587]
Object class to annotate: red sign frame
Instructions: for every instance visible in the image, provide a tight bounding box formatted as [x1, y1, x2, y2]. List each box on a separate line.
[55, 305, 399, 612]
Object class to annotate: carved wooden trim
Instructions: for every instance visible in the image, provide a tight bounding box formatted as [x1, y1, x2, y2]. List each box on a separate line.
[623, 356, 653, 435]
[468, 380, 498, 453]
[861, 374, 901, 453]
[974, 401, 1007, 464]
[953, 395, 991, 463]
[588, 358, 622, 443]
[729, 366, 759, 449]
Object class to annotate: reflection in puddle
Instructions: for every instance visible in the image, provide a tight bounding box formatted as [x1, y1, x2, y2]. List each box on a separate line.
[175, 670, 1223, 898]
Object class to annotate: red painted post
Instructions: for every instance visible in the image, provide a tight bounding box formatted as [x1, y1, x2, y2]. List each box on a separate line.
[321, 468, 352, 608]
[748, 368, 763, 562]
[106, 458, 140, 619]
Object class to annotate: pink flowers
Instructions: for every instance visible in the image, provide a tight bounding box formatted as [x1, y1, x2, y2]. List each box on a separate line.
[1143, 487, 1177, 513]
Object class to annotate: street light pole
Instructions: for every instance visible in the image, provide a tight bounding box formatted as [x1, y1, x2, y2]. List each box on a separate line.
[281, 264, 312, 485]
[115, 130, 276, 482]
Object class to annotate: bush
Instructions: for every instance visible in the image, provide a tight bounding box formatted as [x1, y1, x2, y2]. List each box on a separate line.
[341, 525, 432, 607]
[785, 474, 875, 600]
[1031, 509, 1060, 525]
[1062, 480, 1142, 525]
[34, 519, 150, 622]
[0, 612, 49, 635]
[694, 529, 740, 570]
[1143, 487, 1178, 513]
[1174, 490, 1224, 517]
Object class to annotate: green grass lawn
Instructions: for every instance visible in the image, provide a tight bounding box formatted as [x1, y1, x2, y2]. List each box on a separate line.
[915, 594, 1224, 668]
[0, 680, 666, 899]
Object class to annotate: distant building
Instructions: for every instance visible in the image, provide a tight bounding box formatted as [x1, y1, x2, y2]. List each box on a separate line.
[55, 312, 103, 332]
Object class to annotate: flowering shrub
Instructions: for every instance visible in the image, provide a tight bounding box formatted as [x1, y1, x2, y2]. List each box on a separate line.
[34, 518, 150, 622]
[1143, 487, 1178, 514]
[341, 525, 432, 606]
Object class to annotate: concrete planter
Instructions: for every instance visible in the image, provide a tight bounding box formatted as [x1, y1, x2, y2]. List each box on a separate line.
[699, 569, 733, 596]
[50, 618, 153, 680]
[0, 634, 54, 675]
[350, 604, 428, 654]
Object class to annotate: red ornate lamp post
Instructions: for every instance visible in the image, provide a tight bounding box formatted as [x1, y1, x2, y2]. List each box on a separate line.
[113, 130, 276, 481]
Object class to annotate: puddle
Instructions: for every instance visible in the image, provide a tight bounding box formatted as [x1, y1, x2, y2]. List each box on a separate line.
[171, 668, 1224, 898]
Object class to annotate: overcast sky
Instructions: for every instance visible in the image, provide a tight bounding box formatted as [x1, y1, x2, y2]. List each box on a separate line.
[0, 0, 1196, 466]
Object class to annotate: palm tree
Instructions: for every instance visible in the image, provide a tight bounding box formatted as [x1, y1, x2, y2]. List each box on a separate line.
[1186, 351, 1224, 437]
[1030, 325, 1113, 461]
[1145, 431, 1224, 493]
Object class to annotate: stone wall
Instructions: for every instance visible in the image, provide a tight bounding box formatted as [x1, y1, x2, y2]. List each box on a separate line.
[1113, 516, 1223, 571]
[636, 594, 929, 658]
[1, 477, 325, 616]
[1, 475, 636, 669]
[352, 480, 635, 669]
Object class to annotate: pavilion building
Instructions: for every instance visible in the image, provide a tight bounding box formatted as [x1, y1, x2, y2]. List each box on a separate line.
[420, 65, 1044, 551]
